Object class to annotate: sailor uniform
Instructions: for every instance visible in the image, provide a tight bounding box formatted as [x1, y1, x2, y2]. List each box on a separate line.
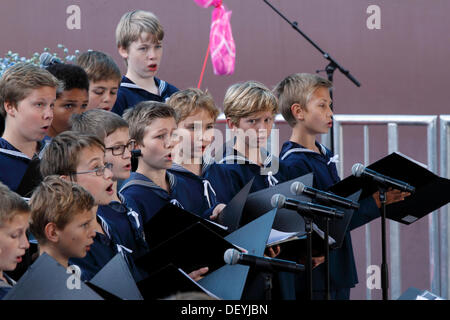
[112, 76, 178, 116]
[280, 140, 380, 299]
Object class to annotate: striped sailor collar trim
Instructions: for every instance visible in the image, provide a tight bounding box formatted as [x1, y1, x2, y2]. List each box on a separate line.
[0, 274, 16, 288]
[0, 138, 49, 160]
[140, 171, 177, 192]
[120, 76, 167, 96]
[280, 141, 328, 161]
[170, 162, 210, 178]
[219, 147, 274, 167]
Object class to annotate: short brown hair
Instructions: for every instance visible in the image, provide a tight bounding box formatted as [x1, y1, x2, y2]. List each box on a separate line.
[0, 62, 60, 117]
[116, 10, 164, 51]
[167, 88, 220, 124]
[40, 131, 105, 178]
[223, 81, 278, 126]
[29, 175, 95, 245]
[273, 73, 333, 127]
[76, 50, 121, 84]
[123, 101, 176, 145]
[0, 181, 30, 227]
[70, 109, 128, 142]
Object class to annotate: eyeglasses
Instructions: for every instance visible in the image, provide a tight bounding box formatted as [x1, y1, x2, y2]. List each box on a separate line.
[105, 140, 136, 156]
[73, 163, 113, 176]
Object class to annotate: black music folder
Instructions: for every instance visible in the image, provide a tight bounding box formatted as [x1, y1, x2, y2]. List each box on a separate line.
[135, 222, 241, 275]
[143, 203, 229, 249]
[217, 178, 254, 232]
[137, 263, 219, 300]
[329, 152, 450, 224]
[89, 253, 143, 300]
[242, 173, 314, 231]
[198, 208, 278, 299]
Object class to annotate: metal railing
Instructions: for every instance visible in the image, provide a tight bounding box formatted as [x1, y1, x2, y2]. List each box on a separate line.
[439, 115, 450, 299]
[333, 115, 440, 300]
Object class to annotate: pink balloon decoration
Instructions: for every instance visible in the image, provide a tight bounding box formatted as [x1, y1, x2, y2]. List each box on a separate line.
[194, 0, 236, 76]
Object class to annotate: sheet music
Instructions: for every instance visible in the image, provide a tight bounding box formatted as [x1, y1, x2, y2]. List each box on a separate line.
[266, 229, 302, 246]
[204, 219, 228, 231]
[312, 223, 336, 246]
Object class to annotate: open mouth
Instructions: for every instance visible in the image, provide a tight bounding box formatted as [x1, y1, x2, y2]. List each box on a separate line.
[106, 184, 114, 194]
[148, 64, 157, 72]
[102, 106, 112, 111]
[16, 256, 22, 263]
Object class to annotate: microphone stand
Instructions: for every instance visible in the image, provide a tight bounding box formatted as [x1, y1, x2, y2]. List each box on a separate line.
[303, 215, 314, 300]
[262, 0, 361, 152]
[324, 217, 330, 300]
[379, 186, 389, 300]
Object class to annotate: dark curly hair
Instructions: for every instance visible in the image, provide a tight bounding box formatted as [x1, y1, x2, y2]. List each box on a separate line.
[46, 63, 89, 98]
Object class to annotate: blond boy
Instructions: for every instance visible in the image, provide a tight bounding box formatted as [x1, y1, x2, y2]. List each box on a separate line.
[112, 10, 178, 116]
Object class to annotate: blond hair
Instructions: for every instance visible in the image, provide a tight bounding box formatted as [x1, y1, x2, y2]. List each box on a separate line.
[76, 50, 121, 83]
[0, 62, 60, 117]
[223, 81, 278, 126]
[0, 181, 30, 227]
[40, 131, 105, 179]
[123, 101, 176, 145]
[167, 88, 219, 124]
[116, 10, 164, 50]
[29, 176, 95, 244]
[273, 73, 333, 127]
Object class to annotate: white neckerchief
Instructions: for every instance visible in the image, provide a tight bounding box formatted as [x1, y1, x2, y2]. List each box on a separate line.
[327, 154, 340, 165]
[267, 171, 279, 187]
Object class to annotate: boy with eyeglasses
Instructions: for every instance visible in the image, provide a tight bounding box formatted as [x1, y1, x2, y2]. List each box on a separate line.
[40, 131, 142, 282]
[70, 109, 148, 259]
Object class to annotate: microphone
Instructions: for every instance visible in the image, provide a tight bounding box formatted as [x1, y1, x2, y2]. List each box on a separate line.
[290, 181, 360, 210]
[351, 163, 415, 193]
[224, 248, 304, 274]
[271, 194, 344, 219]
[131, 149, 142, 157]
[39, 52, 61, 68]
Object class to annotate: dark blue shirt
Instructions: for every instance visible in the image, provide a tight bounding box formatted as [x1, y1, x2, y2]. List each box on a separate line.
[168, 163, 219, 219]
[69, 215, 142, 282]
[112, 76, 179, 116]
[119, 171, 203, 224]
[204, 147, 287, 204]
[0, 138, 47, 193]
[0, 274, 15, 300]
[97, 197, 149, 260]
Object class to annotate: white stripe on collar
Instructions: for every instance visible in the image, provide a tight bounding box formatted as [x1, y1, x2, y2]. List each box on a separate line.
[121, 80, 166, 96]
[0, 148, 30, 160]
[318, 143, 328, 156]
[219, 150, 273, 168]
[97, 215, 111, 239]
[159, 80, 167, 95]
[170, 163, 190, 174]
[280, 142, 331, 161]
[120, 82, 142, 90]
[167, 171, 176, 189]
